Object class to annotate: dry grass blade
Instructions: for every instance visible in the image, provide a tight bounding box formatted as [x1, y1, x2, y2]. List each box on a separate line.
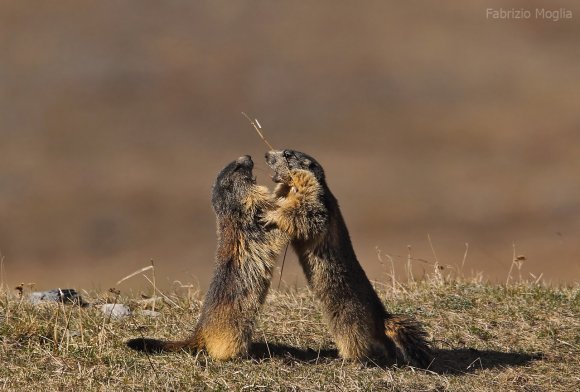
[116, 265, 154, 286]
[277, 243, 290, 290]
[241, 111, 274, 150]
[242, 111, 287, 287]
[0, 250, 5, 290]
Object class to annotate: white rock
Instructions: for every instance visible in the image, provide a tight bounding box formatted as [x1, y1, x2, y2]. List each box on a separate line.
[100, 303, 131, 319]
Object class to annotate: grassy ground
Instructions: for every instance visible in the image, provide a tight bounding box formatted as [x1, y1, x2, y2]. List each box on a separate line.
[0, 279, 578, 391]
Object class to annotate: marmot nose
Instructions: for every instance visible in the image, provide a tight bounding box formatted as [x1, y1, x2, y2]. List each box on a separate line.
[236, 155, 253, 167]
[265, 151, 275, 165]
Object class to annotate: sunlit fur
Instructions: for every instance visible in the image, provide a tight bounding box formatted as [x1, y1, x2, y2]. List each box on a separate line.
[264, 149, 432, 367]
[127, 156, 288, 360]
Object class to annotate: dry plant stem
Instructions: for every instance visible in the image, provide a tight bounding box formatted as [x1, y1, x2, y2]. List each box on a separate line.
[262, 331, 272, 359]
[116, 265, 154, 286]
[375, 247, 389, 290]
[460, 243, 469, 278]
[532, 272, 544, 284]
[150, 259, 156, 313]
[116, 262, 182, 307]
[376, 247, 407, 294]
[98, 290, 120, 354]
[277, 244, 290, 290]
[78, 301, 85, 345]
[106, 292, 120, 324]
[142, 275, 181, 309]
[241, 112, 274, 150]
[386, 253, 396, 295]
[58, 297, 75, 351]
[407, 245, 415, 283]
[241, 112, 290, 286]
[506, 242, 516, 286]
[52, 300, 61, 352]
[428, 234, 443, 284]
[0, 250, 5, 290]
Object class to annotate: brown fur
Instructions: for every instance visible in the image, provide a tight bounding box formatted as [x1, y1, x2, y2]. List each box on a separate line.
[127, 155, 288, 360]
[264, 150, 432, 367]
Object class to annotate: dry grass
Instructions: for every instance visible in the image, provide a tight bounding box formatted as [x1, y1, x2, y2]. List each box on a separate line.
[0, 277, 578, 391]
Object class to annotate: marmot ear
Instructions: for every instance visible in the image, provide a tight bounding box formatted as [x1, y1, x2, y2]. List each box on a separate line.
[302, 158, 312, 167]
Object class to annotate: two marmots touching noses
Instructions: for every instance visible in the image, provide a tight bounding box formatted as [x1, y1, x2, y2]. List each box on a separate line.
[127, 150, 432, 368]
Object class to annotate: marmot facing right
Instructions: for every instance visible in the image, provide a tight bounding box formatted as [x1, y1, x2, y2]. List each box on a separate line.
[264, 149, 432, 367]
[127, 155, 287, 360]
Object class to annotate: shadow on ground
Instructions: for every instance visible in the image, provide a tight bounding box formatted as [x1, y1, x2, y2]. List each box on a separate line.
[127, 339, 541, 374]
[251, 343, 542, 375]
[428, 348, 542, 375]
[251, 342, 339, 363]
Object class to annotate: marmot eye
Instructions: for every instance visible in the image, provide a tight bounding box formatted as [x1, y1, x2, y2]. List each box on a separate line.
[283, 150, 292, 158]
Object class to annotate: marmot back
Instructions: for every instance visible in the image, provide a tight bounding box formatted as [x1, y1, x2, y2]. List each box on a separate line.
[264, 149, 432, 367]
[127, 155, 288, 360]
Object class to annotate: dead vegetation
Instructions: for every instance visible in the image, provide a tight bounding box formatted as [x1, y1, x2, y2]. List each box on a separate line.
[0, 273, 578, 391]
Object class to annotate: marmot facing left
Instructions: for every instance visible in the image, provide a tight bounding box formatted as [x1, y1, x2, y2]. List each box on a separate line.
[264, 149, 432, 367]
[127, 155, 288, 360]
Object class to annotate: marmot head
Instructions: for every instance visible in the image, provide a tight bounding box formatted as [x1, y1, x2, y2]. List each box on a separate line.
[265, 149, 326, 184]
[211, 155, 258, 217]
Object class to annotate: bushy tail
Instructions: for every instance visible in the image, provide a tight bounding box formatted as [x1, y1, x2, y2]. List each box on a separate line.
[126, 338, 195, 353]
[385, 315, 433, 368]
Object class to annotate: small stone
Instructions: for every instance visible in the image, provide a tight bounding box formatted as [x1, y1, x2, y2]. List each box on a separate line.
[28, 288, 87, 306]
[100, 303, 131, 319]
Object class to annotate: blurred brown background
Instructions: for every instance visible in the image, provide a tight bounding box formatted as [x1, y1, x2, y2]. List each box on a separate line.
[1, 1, 579, 291]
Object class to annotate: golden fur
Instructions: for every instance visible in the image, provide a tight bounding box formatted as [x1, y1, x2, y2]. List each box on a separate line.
[127, 156, 288, 360]
[264, 150, 432, 367]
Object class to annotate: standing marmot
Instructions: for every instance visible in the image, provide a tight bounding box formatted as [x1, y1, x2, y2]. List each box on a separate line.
[127, 155, 288, 360]
[264, 149, 432, 367]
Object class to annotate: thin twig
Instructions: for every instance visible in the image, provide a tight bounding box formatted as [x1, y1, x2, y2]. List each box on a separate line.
[427, 234, 443, 284]
[277, 243, 290, 290]
[530, 272, 544, 285]
[386, 253, 396, 295]
[241, 113, 285, 285]
[506, 242, 516, 286]
[142, 275, 182, 309]
[375, 247, 408, 294]
[427, 234, 439, 265]
[150, 260, 156, 313]
[406, 245, 414, 283]
[58, 292, 75, 351]
[116, 265, 154, 286]
[0, 249, 5, 290]
[460, 242, 469, 278]
[262, 331, 272, 359]
[241, 112, 274, 150]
